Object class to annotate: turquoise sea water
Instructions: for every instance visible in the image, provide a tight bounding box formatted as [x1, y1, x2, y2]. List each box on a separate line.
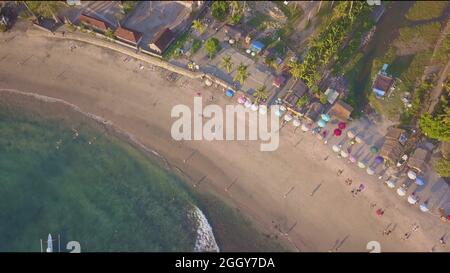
[0, 93, 286, 252]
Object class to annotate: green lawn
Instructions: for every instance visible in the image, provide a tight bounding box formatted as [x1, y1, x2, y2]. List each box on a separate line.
[405, 1, 448, 21]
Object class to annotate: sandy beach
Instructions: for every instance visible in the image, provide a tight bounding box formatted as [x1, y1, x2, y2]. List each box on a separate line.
[0, 27, 448, 252]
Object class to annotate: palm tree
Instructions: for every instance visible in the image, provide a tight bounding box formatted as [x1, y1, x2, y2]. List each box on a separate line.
[192, 19, 205, 34]
[221, 55, 233, 74]
[254, 86, 269, 104]
[234, 63, 249, 86]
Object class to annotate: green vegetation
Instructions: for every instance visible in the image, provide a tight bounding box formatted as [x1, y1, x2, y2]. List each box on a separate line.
[296, 95, 310, 108]
[248, 11, 272, 30]
[289, 1, 372, 88]
[211, 1, 229, 21]
[432, 30, 450, 64]
[401, 50, 432, 89]
[0, 24, 6, 32]
[234, 63, 249, 86]
[163, 31, 190, 60]
[192, 19, 206, 34]
[402, 81, 432, 125]
[405, 1, 447, 21]
[434, 157, 450, 177]
[191, 39, 202, 54]
[120, 1, 139, 14]
[229, 1, 244, 25]
[396, 22, 442, 47]
[65, 22, 77, 32]
[253, 86, 269, 104]
[419, 108, 450, 142]
[204, 37, 221, 59]
[104, 28, 115, 40]
[221, 55, 233, 74]
[24, 1, 65, 21]
[274, 1, 303, 23]
[319, 93, 328, 105]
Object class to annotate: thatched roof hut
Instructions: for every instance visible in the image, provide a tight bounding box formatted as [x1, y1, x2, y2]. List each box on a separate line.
[407, 148, 431, 173]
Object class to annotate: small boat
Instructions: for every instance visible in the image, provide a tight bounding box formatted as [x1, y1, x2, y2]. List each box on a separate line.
[46, 234, 53, 253]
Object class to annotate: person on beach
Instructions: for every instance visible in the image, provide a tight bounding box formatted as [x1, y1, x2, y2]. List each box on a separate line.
[337, 169, 343, 176]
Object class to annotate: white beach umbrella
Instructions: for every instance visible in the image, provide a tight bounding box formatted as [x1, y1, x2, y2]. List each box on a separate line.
[385, 179, 396, 189]
[301, 123, 311, 132]
[407, 170, 417, 180]
[244, 100, 252, 108]
[292, 119, 301, 127]
[332, 145, 341, 153]
[357, 161, 366, 168]
[366, 167, 375, 175]
[407, 194, 418, 205]
[259, 105, 267, 115]
[280, 105, 287, 112]
[355, 136, 363, 144]
[284, 113, 293, 122]
[340, 150, 349, 158]
[397, 187, 407, 197]
[251, 104, 259, 112]
[419, 203, 429, 212]
[347, 130, 356, 139]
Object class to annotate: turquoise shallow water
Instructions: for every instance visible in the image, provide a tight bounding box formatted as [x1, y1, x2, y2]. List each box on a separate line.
[0, 99, 200, 252]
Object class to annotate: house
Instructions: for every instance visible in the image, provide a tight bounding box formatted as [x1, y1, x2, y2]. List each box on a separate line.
[149, 28, 175, 54]
[305, 102, 323, 122]
[78, 13, 109, 32]
[114, 25, 142, 46]
[290, 79, 308, 98]
[372, 72, 395, 97]
[328, 100, 353, 121]
[273, 75, 286, 88]
[250, 40, 265, 54]
[282, 80, 309, 114]
[407, 148, 431, 173]
[324, 88, 340, 105]
[223, 25, 244, 42]
[379, 127, 406, 164]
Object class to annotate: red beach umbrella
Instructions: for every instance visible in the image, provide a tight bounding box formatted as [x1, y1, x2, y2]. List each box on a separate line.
[338, 122, 346, 130]
[334, 128, 342, 136]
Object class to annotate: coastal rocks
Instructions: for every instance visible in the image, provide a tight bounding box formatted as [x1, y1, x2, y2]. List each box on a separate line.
[189, 206, 220, 252]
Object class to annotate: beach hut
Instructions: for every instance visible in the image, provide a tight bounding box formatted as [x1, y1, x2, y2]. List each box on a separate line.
[415, 177, 425, 186]
[358, 161, 366, 168]
[407, 194, 418, 205]
[226, 89, 234, 97]
[385, 179, 396, 188]
[318, 119, 326, 128]
[407, 170, 417, 180]
[259, 105, 267, 115]
[332, 145, 341, 153]
[293, 119, 301, 127]
[340, 150, 349, 158]
[366, 167, 375, 175]
[397, 187, 407, 196]
[419, 203, 429, 212]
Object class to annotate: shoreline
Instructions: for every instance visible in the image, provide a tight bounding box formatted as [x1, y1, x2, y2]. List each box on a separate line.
[1, 31, 448, 252]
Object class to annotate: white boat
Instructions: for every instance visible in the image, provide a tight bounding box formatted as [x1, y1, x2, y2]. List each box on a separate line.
[46, 234, 53, 253]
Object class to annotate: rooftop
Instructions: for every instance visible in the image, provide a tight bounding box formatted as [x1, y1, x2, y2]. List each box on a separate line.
[373, 73, 395, 93]
[79, 13, 108, 31]
[328, 100, 353, 121]
[114, 26, 142, 44]
[149, 28, 175, 52]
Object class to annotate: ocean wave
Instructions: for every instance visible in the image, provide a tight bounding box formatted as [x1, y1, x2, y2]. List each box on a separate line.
[189, 206, 220, 252]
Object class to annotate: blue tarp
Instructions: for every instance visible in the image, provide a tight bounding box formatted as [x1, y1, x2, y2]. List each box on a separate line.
[226, 89, 234, 97]
[250, 41, 265, 53]
[373, 88, 385, 97]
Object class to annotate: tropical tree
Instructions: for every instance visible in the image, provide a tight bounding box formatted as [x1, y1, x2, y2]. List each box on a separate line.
[229, 1, 243, 25]
[419, 108, 450, 142]
[254, 86, 269, 104]
[204, 37, 220, 59]
[192, 19, 206, 34]
[319, 93, 328, 104]
[24, 1, 62, 22]
[211, 1, 229, 21]
[434, 157, 450, 177]
[234, 63, 249, 85]
[221, 55, 233, 74]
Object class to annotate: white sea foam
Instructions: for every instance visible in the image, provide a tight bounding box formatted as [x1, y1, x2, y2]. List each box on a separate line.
[189, 206, 220, 252]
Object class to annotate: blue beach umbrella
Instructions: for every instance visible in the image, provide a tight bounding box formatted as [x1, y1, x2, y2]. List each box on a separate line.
[415, 177, 425, 186]
[321, 114, 331, 122]
[318, 119, 326, 128]
[226, 89, 234, 97]
[374, 156, 384, 164]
